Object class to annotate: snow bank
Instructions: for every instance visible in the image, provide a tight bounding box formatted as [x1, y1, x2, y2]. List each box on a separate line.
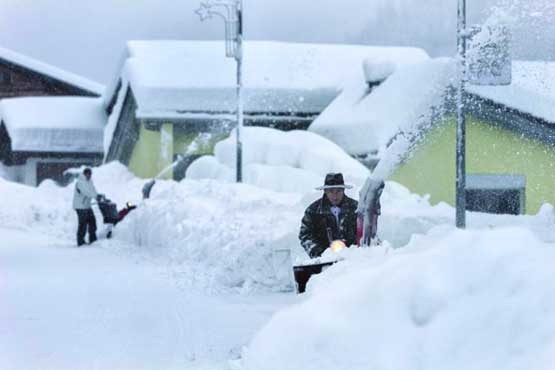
[0, 97, 106, 153]
[243, 226, 555, 370]
[0, 162, 143, 240]
[3, 158, 553, 296]
[310, 58, 456, 157]
[187, 127, 370, 194]
[113, 179, 304, 293]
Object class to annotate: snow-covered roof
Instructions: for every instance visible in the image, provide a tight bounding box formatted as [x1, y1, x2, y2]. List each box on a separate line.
[1, 97, 106, 153]
[121, 40, 429, 117]
[0, 46, 105, 96]
[467, 61, 555, 123]
[309, 58, 456, 156]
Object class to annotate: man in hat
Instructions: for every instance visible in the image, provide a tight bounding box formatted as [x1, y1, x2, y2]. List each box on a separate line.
[299, 173, 359, 258]
[73, 167, 103, 246]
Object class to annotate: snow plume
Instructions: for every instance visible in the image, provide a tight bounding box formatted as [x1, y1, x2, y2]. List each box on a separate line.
[487, 0, 555, 60]
[370, 59, 457, 182]
[243, 226, 555, 370]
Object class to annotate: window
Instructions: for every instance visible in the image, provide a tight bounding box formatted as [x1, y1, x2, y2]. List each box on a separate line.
[465, 174, 526, 215]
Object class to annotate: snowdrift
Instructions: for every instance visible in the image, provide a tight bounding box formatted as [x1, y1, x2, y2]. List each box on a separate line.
[0, 162, 144, 240]
[113, 179, 304, 293]
[186, 127, 370, 194]
[243, 226, 555, 370]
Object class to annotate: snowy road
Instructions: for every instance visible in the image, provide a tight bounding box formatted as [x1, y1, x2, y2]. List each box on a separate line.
[0, 228, 294, 370]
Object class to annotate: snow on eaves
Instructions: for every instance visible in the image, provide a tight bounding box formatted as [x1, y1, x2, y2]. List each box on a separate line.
[309, 58, 456, 157]
[1, 97, 106, 153]
[467, 61, 555, 124]
[0, 45, 105, 96]
[122, 40, 429, 116]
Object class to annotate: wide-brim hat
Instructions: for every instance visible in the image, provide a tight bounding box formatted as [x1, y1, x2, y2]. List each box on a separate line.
[315, 172, 353, 190]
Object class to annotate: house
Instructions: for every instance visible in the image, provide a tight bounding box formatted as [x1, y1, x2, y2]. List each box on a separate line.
[0, 97, 106, 185]
[0, 46, 106, 185]
[311, 58, 555, 215]
[0, 45, 103, 98]
[103, 40, 429, 180]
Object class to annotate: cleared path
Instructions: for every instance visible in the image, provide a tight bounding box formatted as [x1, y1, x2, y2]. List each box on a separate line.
[0, 228, 292, 370]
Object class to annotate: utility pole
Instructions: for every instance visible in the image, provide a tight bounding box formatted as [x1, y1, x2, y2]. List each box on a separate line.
[456, 0, 467, 228]
[195, 0, 244, 182]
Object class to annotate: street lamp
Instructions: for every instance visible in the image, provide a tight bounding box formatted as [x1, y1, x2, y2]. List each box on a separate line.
[195, 0, 244, 182]
[456, 0, 467, 228]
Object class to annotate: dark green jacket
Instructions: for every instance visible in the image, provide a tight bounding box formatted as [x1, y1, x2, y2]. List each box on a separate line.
[299, 195, 358, 258]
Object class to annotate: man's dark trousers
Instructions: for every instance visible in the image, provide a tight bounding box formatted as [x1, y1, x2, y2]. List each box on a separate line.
[76, 209, 97, 246]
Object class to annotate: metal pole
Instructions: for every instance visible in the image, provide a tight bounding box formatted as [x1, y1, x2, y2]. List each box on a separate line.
[456, 0, 467, 228]
[235, 0, 243, 183]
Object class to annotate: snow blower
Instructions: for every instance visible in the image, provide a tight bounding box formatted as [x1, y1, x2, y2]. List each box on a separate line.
[97, 195, 137, 238]
[293, 178, 385, 293]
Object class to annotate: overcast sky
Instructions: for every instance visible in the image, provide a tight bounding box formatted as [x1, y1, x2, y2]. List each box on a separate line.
[0, 0, 552, 85]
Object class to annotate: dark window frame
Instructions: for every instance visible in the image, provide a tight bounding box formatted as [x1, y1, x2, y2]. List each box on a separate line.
[465, 174, 526, 215]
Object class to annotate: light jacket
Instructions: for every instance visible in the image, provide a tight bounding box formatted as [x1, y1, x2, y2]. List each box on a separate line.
[73, 174, 98, 210]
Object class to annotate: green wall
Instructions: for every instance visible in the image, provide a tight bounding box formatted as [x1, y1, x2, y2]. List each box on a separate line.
[128, 124, 163, 179]
[128, 121, 226, 179]
[391, 117, 555, 214]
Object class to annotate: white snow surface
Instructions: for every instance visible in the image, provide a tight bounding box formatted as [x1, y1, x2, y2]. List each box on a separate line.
[122, 40, 429, 116]
[1, 97, 106, 152]
[467, 61, 555, 123]
[243, 225, 555, 370]
[363, 59, 396, 83]
[0, 45, 104, 95]
[310, 58, 456, 156]
[186, 126, 370, 194]
[3, 139, 555, 369]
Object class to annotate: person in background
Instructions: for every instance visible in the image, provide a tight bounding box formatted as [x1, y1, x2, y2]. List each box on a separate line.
[299, 173, 359, 258]
[73, 168, 102, 246]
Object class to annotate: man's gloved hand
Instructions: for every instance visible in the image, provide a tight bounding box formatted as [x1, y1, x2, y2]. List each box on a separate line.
[308, 245, 326, 258]
[96, 194, 105, 201]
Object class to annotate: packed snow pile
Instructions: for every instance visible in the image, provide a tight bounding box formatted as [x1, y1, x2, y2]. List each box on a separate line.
[186, 126, 370, 194]
[243, 226, 555, 370]
[3, 153, 553, 296]
[113, 179, 304, 293]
